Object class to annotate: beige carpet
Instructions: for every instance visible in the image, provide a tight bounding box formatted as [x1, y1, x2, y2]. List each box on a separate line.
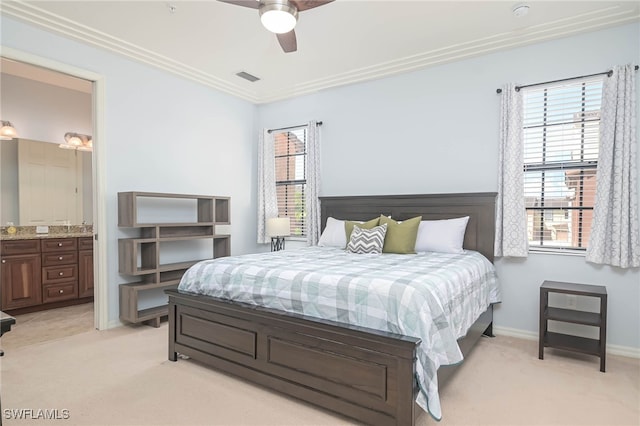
[1, 321, 638, 426]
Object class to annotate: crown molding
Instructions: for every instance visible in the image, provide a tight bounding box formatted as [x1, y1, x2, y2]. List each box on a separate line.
[257, 5, 640, 103]
[2, 1, 638, 105]
[1, 1, 261, 103]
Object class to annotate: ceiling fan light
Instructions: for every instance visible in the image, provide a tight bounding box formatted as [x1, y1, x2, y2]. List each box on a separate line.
[260, 2, 297, 34]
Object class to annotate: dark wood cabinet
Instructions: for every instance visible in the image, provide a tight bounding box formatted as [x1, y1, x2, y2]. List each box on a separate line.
[41, 237, 79, 305]
[1, 240, 43, 310]
[1, 236, 93, 314]
[78, 239, 94, 298]
[539, 280, 607, 372]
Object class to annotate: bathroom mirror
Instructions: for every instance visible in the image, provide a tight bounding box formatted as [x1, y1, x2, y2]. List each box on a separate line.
[0, 138, 93, 226]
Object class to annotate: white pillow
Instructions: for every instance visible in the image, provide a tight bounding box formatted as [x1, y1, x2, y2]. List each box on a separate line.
[317, 217, 347, 247]
[415, 216, 469, 254]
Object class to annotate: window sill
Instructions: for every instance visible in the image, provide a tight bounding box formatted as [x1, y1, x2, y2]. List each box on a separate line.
[287, 237, 306, 242]
[529, 247, 586, 257]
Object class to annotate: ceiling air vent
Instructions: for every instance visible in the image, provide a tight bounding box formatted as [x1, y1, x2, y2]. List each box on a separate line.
[236, 71, 260, 82]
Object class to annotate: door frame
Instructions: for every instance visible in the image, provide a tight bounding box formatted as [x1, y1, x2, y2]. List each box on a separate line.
[2, 46, 108, 330]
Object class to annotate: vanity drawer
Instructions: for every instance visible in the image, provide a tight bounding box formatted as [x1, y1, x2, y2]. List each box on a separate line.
[42, 238, 77, 252]
[42, 251, 78, 266]
[43, 282, 78, 303]
[42, 264, 78, 284]
[1, 239, 41, 255]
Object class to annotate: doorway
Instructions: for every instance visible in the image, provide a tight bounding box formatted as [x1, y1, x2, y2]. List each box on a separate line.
[1, 48, 107, 331]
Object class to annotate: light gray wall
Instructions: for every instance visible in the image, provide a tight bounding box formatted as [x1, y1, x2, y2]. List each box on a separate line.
[257, 23, 640, 350]
[2, 16, 257, 326]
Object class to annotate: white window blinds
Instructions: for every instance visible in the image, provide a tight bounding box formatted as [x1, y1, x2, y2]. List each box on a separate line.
[523, 76, 604, 250]
[273, 127, 307, 237]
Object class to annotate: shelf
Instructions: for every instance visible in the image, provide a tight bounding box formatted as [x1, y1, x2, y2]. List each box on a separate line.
[541, 281, 607, 297]
[118, 191, 231, 228]
[545, 307, 602, 326]
[136, 222, 215, 228]
[119, 281, 180, 291]
[158, 260, 203, 272]
[118, 191, 230, 327]
[544, 332, 601, 356]
[136, 305, 169, 322]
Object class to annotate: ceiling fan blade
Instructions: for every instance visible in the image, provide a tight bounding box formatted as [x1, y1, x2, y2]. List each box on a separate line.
[290, 0, 334, 12]
[217, 0, 260, 9]
[276, 30, 297, 53]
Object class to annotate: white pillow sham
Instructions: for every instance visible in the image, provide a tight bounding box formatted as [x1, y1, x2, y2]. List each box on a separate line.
[317, 217, 347, 248]
[415, 216, 469, 254]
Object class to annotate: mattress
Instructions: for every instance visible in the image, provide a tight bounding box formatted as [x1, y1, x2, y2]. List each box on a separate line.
[178, 246, 501, 420]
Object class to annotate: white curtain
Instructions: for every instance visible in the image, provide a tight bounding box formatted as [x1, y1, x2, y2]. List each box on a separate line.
[305, 120, 322, 246]
[495, 83, 529, 257]
[586, 64, 640, 268]
[257, 129, 278, 244]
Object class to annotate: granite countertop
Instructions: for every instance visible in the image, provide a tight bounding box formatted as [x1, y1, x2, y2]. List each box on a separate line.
[0, 225, 94, 241]
[1, 232, 94, 241]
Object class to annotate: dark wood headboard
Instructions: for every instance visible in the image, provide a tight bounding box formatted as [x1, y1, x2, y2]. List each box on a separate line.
[319, 192, 497, 262]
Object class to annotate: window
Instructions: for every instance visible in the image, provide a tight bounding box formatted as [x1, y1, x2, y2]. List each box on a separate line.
[523, 76, 603, 250]
[273, 127, 307, 237]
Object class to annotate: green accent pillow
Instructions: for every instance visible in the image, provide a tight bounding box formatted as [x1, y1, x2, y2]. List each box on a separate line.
[379, 215, 422, 254]
[344, 217, 380, 244]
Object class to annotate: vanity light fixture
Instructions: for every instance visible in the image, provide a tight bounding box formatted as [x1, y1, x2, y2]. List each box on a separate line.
[60, 132, 93, 151]
[0, 121, 18, 140]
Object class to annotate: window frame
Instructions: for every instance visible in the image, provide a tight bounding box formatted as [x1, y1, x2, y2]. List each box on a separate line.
[273, 127, 307, 239]
[522, 77, 603, 253]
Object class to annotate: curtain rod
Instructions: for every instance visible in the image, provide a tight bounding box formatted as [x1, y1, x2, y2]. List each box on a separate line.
[496, 65, 639, 94]
[267, 121, 323, 134]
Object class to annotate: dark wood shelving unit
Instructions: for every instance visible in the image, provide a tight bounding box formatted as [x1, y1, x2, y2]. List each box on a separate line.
[118, 191, 230, 327]
[539, 280, 607, 372]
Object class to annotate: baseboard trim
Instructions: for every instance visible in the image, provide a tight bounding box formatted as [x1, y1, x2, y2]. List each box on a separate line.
[493, 326, 640, 359]
[107, 319, 126, 329]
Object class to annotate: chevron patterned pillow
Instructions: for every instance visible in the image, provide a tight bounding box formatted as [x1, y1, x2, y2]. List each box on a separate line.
[346, 223, 388, 254]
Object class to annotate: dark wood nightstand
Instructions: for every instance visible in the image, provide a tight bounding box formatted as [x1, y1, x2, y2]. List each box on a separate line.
[539, 281, 607, 372]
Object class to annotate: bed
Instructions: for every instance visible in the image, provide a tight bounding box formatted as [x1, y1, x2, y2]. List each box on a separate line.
[166, 192, 499, 425]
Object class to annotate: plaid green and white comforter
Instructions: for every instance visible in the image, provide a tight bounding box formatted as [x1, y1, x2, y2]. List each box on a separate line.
[178, 246, 501, 420]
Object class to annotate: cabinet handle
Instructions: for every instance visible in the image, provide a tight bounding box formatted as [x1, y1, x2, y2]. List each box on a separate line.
[58, 243, 63, 247]
[59, 289, 64, 294]
[59, 256, 64, 260]
[1, 259, 4, 264]
[59, 272, 64, 276]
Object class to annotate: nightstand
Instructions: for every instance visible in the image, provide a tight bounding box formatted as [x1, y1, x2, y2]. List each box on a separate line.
[539, 280, 607, 372]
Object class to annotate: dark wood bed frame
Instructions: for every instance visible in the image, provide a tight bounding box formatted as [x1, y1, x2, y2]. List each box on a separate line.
[166, 192, 497, 425]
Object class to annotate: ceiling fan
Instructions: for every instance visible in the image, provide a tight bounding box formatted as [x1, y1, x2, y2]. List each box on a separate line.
[218, 0, 335, 53]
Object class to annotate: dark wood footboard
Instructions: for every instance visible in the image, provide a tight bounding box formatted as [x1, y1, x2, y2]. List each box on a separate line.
[167, 289, 420, 425]
[167, 289, 494, 426]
